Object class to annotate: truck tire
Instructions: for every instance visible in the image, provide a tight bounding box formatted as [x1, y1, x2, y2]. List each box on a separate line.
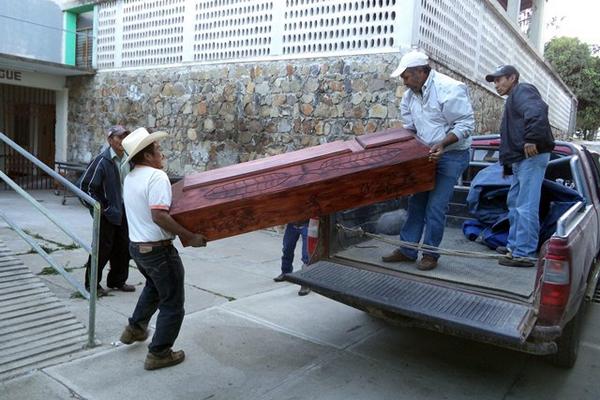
[547, 301, 586, 368]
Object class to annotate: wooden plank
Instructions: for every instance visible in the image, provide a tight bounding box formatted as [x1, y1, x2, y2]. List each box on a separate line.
[170, 128, 436, 241]
[355, 128, 414, 149]
[183, 140, 351, 191]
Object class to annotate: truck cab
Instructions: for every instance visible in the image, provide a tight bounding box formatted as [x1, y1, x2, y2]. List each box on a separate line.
[285, 135, 600, 368]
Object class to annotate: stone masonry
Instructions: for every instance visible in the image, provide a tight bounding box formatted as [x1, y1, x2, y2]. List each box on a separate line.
[66, 54, 505, 176]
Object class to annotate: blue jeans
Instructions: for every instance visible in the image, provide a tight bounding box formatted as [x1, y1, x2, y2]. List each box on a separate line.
[128, 243, 185, 354]
[506, 153, 550, 258]
[399, 149, 470, 260]
[281, 223, 308, 274]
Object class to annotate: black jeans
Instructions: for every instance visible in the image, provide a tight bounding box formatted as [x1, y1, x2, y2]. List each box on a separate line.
[128, 243, 185, 354]
[84, 214, 130, 289]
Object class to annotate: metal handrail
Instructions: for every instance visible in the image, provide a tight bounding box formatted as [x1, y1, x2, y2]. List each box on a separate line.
[0, 131, 100, 348]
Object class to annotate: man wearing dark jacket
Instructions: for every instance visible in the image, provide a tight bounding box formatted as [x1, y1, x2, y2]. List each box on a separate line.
[485, 65, 555, 267]
[79, 125, 136, 295]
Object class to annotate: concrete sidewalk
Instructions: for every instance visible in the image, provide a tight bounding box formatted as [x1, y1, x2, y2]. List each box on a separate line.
[0, 190, 387, 399]
[2, 190, 600, 400]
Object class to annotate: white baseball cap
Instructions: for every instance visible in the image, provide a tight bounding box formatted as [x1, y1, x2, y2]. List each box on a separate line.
[390, 50, 429, 78]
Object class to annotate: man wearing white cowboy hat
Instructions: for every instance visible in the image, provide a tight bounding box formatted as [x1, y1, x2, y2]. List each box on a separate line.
[382, 49, 474, 271]
[118, 127, 206, 371]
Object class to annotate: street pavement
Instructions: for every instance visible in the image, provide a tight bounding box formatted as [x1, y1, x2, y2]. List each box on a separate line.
[1, 190, 600, 400]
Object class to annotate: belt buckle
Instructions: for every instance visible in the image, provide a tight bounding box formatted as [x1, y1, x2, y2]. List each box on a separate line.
[139, 245, 153, 254]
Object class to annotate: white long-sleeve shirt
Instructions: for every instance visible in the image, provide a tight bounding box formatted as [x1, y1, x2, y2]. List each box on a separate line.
[400, 70, 474, 151]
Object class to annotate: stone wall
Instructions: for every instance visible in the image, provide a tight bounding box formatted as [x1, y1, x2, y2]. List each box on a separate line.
[66, 54, 505, 176]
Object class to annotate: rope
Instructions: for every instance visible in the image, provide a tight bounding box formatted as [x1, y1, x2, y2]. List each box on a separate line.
[336, 223, 538, 262]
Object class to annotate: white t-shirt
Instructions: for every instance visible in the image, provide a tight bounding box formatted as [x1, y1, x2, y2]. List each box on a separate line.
[124, 166, 175, 242]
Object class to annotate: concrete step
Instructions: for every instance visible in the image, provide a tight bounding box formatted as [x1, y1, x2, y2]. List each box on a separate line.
[0, 324, 85, 353]
[0, 239, 88, 381]
[0, 310, 74, 334]
[0, 319, 83, 343]
[0, 328, 87, 359]
[1, 301, 64, 321]
[0, 341, 86, 379]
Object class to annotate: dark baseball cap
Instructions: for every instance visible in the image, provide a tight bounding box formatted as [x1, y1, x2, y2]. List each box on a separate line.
[107, 125, 130, 138]
[485, 65, 520, 82]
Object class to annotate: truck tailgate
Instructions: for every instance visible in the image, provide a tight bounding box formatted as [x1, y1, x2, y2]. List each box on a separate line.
[286, 261, 537, 344]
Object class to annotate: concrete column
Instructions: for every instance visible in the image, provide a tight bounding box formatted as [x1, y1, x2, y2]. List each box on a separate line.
[55, 89, 68, 162]
[395, 0, 421, 49]
[528, 0, 545, 52]
[269, 5, 286, 56]
[113, 0, 124, 68]
[92, 5, 99, 69]
[506, 0, 522, 23]
[181, 0, 195, 62]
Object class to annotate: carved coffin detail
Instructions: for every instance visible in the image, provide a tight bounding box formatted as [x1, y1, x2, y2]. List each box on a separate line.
[170, 128, 435, 241]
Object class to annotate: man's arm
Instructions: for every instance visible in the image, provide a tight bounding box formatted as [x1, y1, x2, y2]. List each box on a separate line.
[429, 133, 459, 160]
[513, 84, 551, 157]
[441, 84, 475, 141]
[400, 94, 417, 134]
[151, 209, 206, 247]
[78, 157, 106, 210]
[429, 84, 474, 160]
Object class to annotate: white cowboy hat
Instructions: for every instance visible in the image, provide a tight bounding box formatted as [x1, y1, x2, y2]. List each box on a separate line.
[122, 127, 167, 163]
[390, 50, 429, 78]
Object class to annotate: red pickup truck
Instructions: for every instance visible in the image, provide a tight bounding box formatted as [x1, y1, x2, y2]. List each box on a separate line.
[286, 135, 600, 367]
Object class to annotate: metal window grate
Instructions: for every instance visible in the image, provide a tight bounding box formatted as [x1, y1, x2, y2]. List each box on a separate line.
[282, 0, 398, 55]
[193, 0, 274, 62]
[121, 0, 185, 67]
[97, 1, 117, 69]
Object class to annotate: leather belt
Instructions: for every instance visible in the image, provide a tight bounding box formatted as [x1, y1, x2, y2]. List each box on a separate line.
[131, 239, 173, 247]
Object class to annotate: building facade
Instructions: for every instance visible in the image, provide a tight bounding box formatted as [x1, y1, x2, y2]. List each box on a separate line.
[1, 0, 577, 178]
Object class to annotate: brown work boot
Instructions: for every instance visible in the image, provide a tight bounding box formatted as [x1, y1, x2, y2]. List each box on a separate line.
[120, 325, 149, 345]
[417, 255, 438, 271]
[144, 349, 185, 371]
[381, 249, 416, 263]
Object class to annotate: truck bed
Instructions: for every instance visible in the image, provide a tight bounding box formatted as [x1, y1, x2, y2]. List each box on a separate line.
[332, 227, 538, 299]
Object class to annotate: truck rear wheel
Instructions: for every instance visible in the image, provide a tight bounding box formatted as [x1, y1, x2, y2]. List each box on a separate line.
[547, 301, 586, 368]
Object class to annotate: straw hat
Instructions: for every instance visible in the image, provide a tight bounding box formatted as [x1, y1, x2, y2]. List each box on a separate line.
[122, 127, 167, 163]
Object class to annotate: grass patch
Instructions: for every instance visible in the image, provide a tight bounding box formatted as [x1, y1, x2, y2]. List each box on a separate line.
[40, 245, 56, 254]
[38, 266, 75, 275]
[23, 229, 81, 250]
[70, 291, 86, 299]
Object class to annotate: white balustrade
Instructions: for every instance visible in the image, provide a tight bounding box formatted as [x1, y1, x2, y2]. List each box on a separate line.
[94, 0, 574, 131]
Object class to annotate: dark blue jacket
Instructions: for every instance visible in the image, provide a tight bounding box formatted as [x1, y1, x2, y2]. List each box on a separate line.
[78, 147, 124, 226]
[499, 83, 555, 167]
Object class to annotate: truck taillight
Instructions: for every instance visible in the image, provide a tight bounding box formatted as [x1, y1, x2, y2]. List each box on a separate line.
[307, 217, 319, 263]
[539, 238, 571, 324]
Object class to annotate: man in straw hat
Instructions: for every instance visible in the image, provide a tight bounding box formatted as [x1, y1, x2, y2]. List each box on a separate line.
[381, 49, 474, 271]
[118, 127, 206, 370]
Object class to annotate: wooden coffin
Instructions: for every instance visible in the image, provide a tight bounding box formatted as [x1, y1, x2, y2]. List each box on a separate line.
[170, 128, 435, 241]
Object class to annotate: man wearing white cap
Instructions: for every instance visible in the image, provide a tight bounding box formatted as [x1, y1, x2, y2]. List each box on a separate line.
[118, 127, 206, 370]
[382, 50, 474, 270]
